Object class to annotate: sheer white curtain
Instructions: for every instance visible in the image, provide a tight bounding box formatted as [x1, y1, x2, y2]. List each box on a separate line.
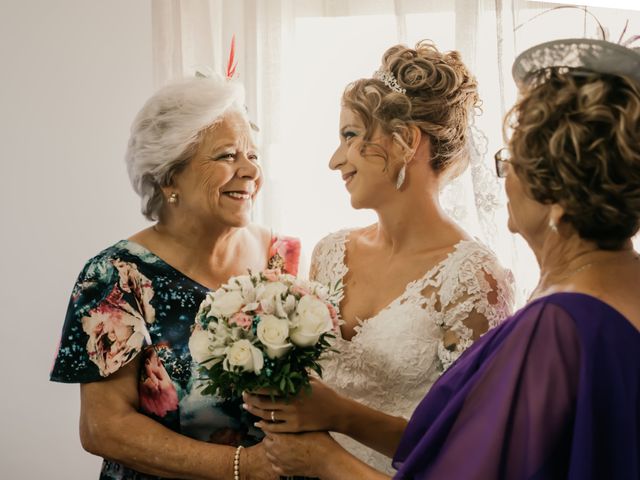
[151, 0, 640, 304]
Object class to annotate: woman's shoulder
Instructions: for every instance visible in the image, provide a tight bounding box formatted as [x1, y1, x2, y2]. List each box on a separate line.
[76, 240, 163, 283]
[246, 224, 300, 250]
[428, 238, 515, 326]
[447, 238, 505, 268]
[85, 239, 163, 267]
[69, 241, 160, 316]
[438, 239, 514, 292]
[524, 292, 640, 340]
[309, 228, 358, 282]
[312, 227, 358, 255]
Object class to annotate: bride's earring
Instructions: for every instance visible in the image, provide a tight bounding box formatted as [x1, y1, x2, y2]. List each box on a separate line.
[396, 152, 413, 190]
[396, 164, 406, 190]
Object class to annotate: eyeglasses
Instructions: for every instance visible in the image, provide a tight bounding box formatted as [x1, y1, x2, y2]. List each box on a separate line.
[494, 148, 512, 178]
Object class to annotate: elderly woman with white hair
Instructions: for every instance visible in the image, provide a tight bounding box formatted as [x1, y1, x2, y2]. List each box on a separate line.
[50, 74, 298, 480]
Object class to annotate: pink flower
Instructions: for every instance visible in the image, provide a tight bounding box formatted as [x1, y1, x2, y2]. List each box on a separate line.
[139, 349, 179, 417]
[291, 285, 311, 297]
[82, 260, 155, 377]
[262, 268, 281, 282]
[112, 259, 156, 322]
[229, 312, 253, 330]
[268, 236, 301, 276]
[327, 303, 340, 330]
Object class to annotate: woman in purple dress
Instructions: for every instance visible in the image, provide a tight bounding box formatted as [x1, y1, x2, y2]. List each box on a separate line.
[253, 38, 640, 479]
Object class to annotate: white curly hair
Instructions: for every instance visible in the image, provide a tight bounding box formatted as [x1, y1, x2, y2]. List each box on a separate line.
[125, 74, 247, 220]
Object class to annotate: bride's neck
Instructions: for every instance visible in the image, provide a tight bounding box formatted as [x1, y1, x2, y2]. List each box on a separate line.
[372, 194, 460, 253]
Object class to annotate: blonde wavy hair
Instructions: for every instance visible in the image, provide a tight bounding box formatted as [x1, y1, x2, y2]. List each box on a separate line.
[342, 40, 480, 181]
[506, 68, 640, 249]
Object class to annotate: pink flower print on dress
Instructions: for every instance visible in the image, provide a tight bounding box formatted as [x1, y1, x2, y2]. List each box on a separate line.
[81, 260, 156, 376]
[139, 348, 179, 417]
[291, 285, 311, 297]
[112, 259, 156, 321]
[268, 236, 301, 276]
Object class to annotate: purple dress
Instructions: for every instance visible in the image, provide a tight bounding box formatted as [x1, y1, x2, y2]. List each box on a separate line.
[393, 292, 640, 480]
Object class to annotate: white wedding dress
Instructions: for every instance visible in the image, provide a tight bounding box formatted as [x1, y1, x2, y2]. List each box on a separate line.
[311, 229, 515, 475]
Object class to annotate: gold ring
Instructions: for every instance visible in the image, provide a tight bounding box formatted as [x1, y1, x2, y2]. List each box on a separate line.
[270, 410, 276, 422]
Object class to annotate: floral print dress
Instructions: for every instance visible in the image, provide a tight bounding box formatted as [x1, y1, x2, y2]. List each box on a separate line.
[50, 236, 301, 480]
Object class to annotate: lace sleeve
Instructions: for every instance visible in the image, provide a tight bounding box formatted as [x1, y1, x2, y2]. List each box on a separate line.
[308, 230, 350, 285]
[434, 243, 515, 371]
[309, 241, 321, 282]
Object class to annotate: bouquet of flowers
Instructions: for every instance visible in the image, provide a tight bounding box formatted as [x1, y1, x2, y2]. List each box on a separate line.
[188, 269, 341, 401]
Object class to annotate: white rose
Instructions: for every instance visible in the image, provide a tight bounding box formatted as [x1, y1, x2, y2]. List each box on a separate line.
[290, 295, 334, 347]
[280, 273, 297, 284]
[209, 290, 245, 318]
[284, 294, 296, 315]
[256, 315, 292, 359]
[256, 282, 288, 315]
[200, 294, 214, 310]
[208, 320, 229, 339]
[224, 339, 264, 374]
[189, 325, 220, 367]
[312, 284, 329, 300]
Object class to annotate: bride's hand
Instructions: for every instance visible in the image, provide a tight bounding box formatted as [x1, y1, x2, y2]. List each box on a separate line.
[242, 377, 344, 433]
[263, 431, 338, 478]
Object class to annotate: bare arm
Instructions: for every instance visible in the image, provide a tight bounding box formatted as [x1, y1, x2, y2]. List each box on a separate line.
[336, 394, 408, 458]
[80, 356, 276, 480]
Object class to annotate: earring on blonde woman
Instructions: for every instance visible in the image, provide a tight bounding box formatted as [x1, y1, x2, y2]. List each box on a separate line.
[396, 164, 407, 190]
[168, 192, 178, 204]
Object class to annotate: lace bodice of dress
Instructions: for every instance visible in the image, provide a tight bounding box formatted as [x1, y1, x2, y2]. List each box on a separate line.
[311, 229, 514, 475]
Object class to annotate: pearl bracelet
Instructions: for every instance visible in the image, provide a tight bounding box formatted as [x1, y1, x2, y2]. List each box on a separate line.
[233, 445, 244, 480]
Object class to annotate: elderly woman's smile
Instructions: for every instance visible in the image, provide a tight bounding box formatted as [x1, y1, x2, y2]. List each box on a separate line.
[167, 110, 263, 227]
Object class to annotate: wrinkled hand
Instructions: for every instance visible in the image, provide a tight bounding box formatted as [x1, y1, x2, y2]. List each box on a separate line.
[243, 377, 343, 433]
[243, 443, 281, 480]
[263, 431, 338, 478]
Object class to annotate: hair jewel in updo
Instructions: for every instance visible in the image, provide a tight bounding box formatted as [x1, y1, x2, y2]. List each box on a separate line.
[372, 68, 406, 94]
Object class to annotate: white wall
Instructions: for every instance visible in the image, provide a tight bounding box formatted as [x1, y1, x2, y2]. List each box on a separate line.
[0, 1, 153, 478]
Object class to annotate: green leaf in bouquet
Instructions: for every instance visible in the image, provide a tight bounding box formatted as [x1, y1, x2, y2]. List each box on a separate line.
[311, 366, 321, 377]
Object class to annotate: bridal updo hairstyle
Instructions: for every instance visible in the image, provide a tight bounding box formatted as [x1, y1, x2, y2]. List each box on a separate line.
[505, 68, 640, 250]
[342, 40, 480, 182]
[125, 75, 247, 221]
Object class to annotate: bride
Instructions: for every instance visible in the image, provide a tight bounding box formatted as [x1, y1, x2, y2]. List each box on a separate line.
[244, 40, 514, 475]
